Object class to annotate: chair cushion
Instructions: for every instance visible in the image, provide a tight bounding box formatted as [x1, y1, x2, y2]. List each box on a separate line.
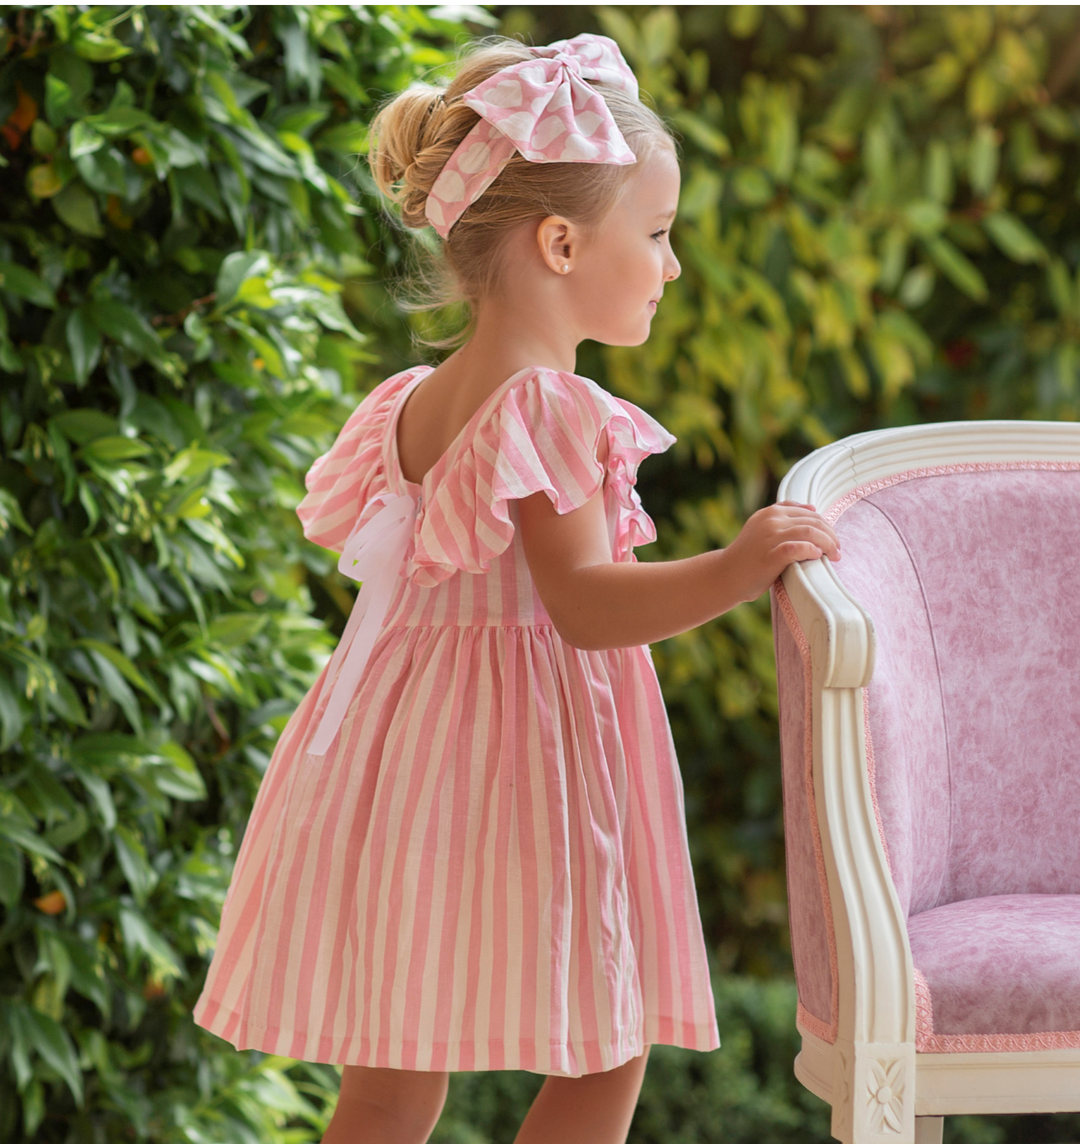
[909, 894, 1080, 1051]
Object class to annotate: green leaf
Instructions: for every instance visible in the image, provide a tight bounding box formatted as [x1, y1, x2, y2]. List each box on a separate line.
[1048, 258, 1074, 317]
[728, 4, 763, 37]
[924, 138, 953, 204]
[163, 445, 233, 485]
[44, 804, 89, 850]
[66, 307, 102, 385]
[72, 27, 132, 62]
[0, 488, 32, 536]
[75, 639, 160, 703]
[0, 260, 57, 308]
[114, 824, 158, 905]
[208, 612, 268, 646]
[81, 436, 153, 463]
[0, 836, 24, 908]
[152, 741, 207, 801]
[86, 299, 165, 365]
[8, 1003, 84, 1106]
[84, 107, 152, 136]
[27, 161, 64, 199]
[314, 121, 367, 155]
[44, 672, 88, 726]
[235, 275, 278, 309]
[903, 199, 946, 238]
[670, 112, 732, 159]
[924, 236, 988, 302]
[77, 482, 100, 533]
[173, 165, 224, 217]
[216, 249, 272, 304]
[4, 1001, 33, 1093]
[52, 409, 116, 444]
[52, 181, 104, 237]
[983, 212, 1046, 265]
[71, 768, 116, 831]
[732, 167, 773, 205]
[45, 74, 76, 127]
[65, 940, 110, 1017]
[0, 673, 25, 750]
[69, 120, 105, 158]
[31, 119, 58, 154]
[81, 648, 143, 734]
[968, 123, 999, 197]
[74, 146, 127, 197]
[118, 905, 184, 980]
[0, 818, 64, 865]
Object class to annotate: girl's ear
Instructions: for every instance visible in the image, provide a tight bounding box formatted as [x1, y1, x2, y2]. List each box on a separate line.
[535, 215, 577, 276]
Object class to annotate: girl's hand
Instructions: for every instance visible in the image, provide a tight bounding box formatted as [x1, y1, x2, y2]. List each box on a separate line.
[722, 501, 842, 604]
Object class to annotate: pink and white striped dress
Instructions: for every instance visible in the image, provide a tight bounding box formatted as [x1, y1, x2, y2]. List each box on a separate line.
[193, 364, 720, 1076]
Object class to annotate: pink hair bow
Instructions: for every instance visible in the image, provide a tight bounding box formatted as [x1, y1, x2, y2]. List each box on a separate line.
[425, 33, 639, 239]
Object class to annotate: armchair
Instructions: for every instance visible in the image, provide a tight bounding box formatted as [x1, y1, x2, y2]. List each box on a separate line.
[770, 420, 1080, 1144]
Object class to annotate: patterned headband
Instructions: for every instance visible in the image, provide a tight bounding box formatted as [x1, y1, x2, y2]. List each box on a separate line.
[424, 34, 639, 239]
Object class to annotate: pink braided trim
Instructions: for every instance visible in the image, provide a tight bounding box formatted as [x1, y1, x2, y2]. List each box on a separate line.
[825, 460, 1080, 524]
[914, 965, 935, 1046]
[796, 1001, 836, 1043]
[774, 577, 839, 1044]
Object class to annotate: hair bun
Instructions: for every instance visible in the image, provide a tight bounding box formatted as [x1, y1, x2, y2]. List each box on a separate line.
[369, 41, 537, 230]
[368, 85, 450, 228]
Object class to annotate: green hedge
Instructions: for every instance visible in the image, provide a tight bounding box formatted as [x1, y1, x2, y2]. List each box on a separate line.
[0, 6, 483, 1140]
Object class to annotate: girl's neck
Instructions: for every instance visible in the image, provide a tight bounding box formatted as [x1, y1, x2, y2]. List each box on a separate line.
[461, 294, 579, 379]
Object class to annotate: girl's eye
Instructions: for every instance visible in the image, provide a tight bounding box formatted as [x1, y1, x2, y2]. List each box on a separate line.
[651, 228, 668, 242]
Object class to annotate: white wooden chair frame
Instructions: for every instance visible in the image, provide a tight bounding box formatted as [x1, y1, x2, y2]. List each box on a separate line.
[775, 420, 1080, 1144]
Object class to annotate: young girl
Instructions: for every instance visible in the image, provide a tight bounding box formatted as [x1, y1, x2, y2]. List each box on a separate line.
[193, 33, 840, 1144]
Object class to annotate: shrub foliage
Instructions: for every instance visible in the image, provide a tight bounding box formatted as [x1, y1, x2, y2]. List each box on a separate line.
[0, 6, 476, 1140]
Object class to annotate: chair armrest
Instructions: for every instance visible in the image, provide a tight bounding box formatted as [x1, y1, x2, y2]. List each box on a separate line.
[780, 557, 876, 689]
[778, 440, 876, 688]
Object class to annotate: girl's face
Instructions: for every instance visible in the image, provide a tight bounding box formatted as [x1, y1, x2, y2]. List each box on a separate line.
[569, 147, 682, 347]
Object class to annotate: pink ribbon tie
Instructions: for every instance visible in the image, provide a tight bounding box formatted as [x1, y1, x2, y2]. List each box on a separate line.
[307, 492, 419, 758]
[425, 33, 639, 238]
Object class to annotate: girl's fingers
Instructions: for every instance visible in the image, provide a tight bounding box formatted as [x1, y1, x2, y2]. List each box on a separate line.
[788, 543, 825, 563]
[767, 504, 843, 558]
[783, 524, 841, 558]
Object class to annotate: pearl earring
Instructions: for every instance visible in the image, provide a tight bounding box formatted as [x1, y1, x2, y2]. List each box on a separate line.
[562, 264, 570, 273]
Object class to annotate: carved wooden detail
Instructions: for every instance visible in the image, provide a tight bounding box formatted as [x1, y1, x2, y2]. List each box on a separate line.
[866, 1058, 905, 1135]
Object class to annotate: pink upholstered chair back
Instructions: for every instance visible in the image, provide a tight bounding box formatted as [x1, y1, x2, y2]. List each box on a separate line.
[829, 468, 1080, 919]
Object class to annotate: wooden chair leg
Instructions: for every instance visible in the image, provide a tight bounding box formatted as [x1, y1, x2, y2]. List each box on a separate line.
[914, 1117, 944, 1144]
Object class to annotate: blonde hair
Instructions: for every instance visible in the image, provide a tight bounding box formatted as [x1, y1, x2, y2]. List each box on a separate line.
[368, 37, 674, 316]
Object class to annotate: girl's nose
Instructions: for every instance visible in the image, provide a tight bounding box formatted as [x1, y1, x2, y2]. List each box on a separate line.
[665, 251, 681, 282]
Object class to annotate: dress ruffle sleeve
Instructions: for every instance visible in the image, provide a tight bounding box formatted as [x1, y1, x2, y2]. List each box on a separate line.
[410, 368, 675, 587]
[296, 368, 426, 554]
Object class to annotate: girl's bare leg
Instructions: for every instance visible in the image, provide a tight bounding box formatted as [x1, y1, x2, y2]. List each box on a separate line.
[321, 1065, 449, 1144]
[512, 1046, 651, 1144]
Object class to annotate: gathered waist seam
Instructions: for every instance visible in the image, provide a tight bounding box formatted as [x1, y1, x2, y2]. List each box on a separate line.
[384, 621, 557, 631]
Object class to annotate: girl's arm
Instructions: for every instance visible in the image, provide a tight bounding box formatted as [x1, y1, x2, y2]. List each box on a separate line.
[518, 481, 841, 651]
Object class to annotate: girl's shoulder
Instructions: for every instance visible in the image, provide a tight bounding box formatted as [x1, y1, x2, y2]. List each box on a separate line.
[407, 365, 675, 584]
[482, 364, 676, 492]
[296, 365, 431, 553]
